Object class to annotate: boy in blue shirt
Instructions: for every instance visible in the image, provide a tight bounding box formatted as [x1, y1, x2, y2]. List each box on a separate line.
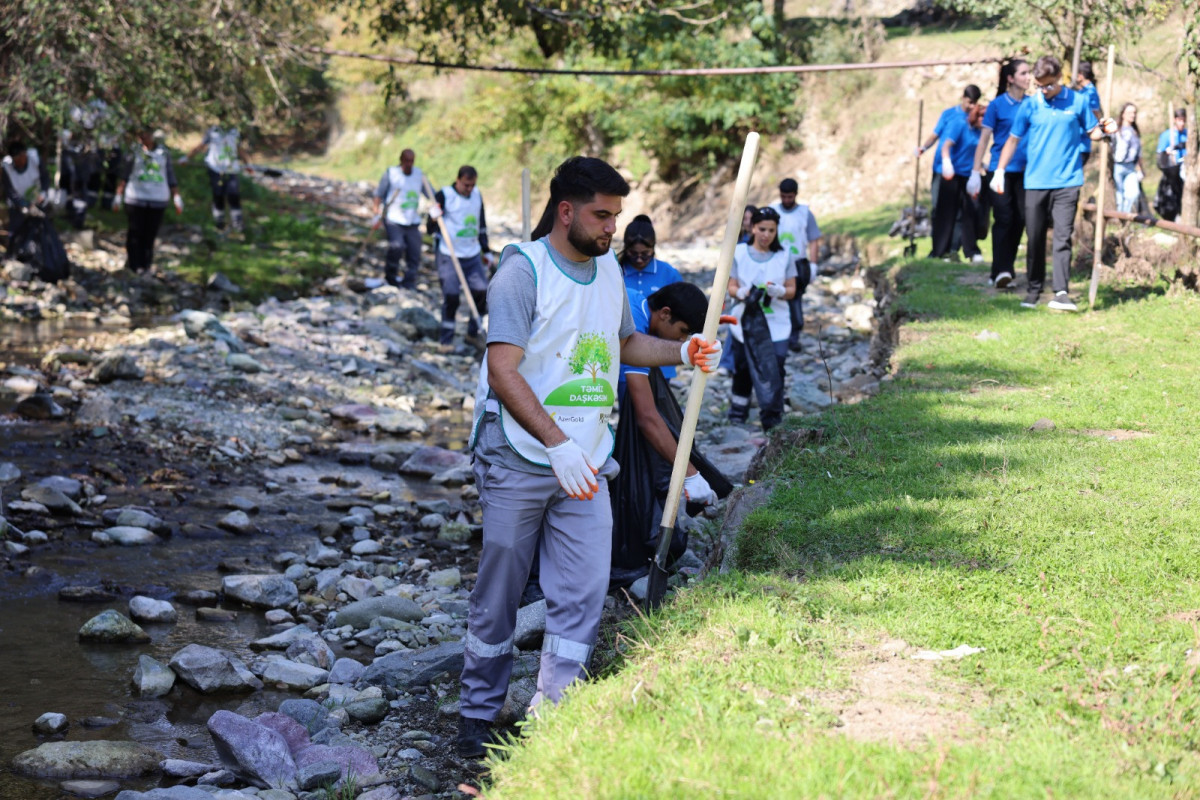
[993, 55, 1115, 312]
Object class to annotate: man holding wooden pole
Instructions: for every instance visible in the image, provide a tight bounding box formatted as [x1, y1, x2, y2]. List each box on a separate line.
[428, 165, 492, 346]
[456, 156, 723, 758]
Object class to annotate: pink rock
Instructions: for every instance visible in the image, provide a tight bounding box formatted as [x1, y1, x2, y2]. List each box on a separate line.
[293, 743, 380, 782]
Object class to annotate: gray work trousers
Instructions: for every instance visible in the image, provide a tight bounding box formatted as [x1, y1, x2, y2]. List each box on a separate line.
[383, 221, 422, 286]
[460, 458, 615, 720]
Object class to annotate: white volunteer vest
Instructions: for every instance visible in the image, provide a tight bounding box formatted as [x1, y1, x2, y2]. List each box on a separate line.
[771, 202, 813, 260]
[204, 127, 240, 173]
[2, 149, 41, 202]
[125, 146, 171, 205]
[384, 166, 424, 226]
[438, 185, 482, 258]
[729, 243, 793, 343]
[471, 240, 625, 468]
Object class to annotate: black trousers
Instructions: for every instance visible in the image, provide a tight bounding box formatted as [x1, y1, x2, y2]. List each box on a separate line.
[930, 175, 979, 258]
[730, 338, 788, 431]
[1024, 186, 1080, 295]
[207, 169, 242, 211]
[984, 171, 1025, 279]
[787, 257, 812, 345]
[126, 204, 165, 273]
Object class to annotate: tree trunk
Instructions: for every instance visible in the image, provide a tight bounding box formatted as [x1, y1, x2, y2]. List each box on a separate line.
[1181, 106, 1200, 231]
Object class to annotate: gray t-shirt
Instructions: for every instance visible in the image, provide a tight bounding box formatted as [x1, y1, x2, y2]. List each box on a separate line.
[475, 238, 636, 476]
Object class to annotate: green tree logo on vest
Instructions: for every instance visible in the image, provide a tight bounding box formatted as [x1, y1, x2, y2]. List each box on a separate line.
[544, 332, 615, 406]
[401, 189, 418, 210]
[138, 156, 165, 183]
[458, 214, 478, 239]
[778, 231, 799, 254]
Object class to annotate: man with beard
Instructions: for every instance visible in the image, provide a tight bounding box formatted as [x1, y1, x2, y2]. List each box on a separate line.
[457, 156, 724, 758]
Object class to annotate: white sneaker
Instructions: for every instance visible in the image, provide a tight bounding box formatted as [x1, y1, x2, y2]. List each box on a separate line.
[971, 254, 985, 264]
[1047, 292, 1078, 312]
[995, 272, 1013, 289]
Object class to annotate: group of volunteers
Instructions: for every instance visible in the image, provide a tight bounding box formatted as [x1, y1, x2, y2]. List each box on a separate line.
[3, 112, 254, 277]
[917, 54, 1189, 311]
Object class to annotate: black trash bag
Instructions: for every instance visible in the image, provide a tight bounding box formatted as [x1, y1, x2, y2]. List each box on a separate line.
[10, 211, 71, 283]
[610, 368, 734, 589]
[1154, 168, 1181, 221]
[740, 286, 784, 429]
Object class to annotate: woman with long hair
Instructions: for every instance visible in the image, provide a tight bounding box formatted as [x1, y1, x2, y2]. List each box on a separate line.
[617, 214, 681, 302]
[726, 206, 796, 430]
[1112, 102, 1144, 213]
[970, 58, 1030, 288]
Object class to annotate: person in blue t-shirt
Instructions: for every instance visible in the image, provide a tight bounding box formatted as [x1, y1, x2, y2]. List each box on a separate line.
[994, 55, 1115, 312]
[619, 214, 682, 304]
[1075, 63, 1103, 168]
[1155, 108, 1188, 222]
[931, 100, 986, 261]
[969, 59, 1030, 288]
[917, 85, 982, 255]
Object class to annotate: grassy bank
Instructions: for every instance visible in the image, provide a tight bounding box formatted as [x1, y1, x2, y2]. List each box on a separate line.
[483, 256, 1200, 797]
[84, 162, 344, 302]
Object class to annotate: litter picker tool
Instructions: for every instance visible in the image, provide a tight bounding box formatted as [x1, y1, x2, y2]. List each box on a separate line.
[422, 174, 485, 333]
[904, 100, 924, 259]
[1088, 45, 1116, 310]
[646, 131, 760, 610]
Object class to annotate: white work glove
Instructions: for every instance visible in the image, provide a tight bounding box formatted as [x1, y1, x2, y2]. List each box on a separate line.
[764, 282, 787, 299]
[683, 472, 716, 506]
[177, 155, 189, 165]
[989, 171, 1006, 195]
[1100, 117, 1118, 135]
[546, 439, 599, 500]
[368, 213, 381, 229]
[681, 334, 722, 373]
[966, 170, 982, 198]
[941, 164, 955, 181]
[913, 146, 924, 158]
[428, 204, 442, 220]
[173, 194, 184, 214]
[483, 252, 497, 269]
[733, 284, 750, 300]
[112, 195, 123, 212]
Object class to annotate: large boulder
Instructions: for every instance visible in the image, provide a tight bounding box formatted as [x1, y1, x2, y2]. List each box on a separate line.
[222, 575, 298, 609]
[206, 710, 297, 790]
[398, 446, 470, 478]
[332, 596, 424, 630]
[277, 699, 330, 736]
[292, 743, 379, 784]
[261, 658, 329, 692]
[362, 640, 466, 688]
[93, 526, 160, 546]
[20, 485, 83, 515]
[129, 596, 177, 624]
[78, 610, 151, 644]
[513, 599, 547, 649]
[169, 644, 263, 694]
[12, 741, 160, 779]
[91, 354, 144, 383]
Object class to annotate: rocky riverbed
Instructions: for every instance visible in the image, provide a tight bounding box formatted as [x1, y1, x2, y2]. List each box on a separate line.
[1, 170, 885, 799]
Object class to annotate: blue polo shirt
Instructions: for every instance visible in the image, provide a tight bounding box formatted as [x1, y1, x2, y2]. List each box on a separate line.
[941, 115, 982, 176]
[931, 105, 966, 175]
[1010, 87, 1098, 190]
[981, 93, 1028, 172]
[619, 295, 676, 390]
[1079, 83, 1101, 154]
[621, 257, 682, 303]
[1158, 128, 1188, 162]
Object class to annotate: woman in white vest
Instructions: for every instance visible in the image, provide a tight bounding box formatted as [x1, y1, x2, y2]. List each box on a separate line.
[2, 140, 51, 249]
[181, 122, 253, 232]
[371, 148, 428, 288]
[429, 165, 491, 345]
[114, 128, 182, 274]
[726, 206, 797, 431]
[455, 156, 723, 759]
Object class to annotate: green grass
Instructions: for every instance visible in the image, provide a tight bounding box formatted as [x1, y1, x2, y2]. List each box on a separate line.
[86, 162, 344, 302]
[483, 249, 1200, 797]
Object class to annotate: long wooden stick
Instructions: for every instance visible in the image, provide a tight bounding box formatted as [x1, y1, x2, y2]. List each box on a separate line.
[521, 168, 531, 241]
[1088, 45, 1116, 310]
[646, 132, 760, 609]
[422, 175, 484, 329]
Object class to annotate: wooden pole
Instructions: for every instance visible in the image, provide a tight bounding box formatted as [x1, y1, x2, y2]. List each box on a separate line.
[1088, 45, 1116, 310]
[646, 132, 760, 609]
[1081, 203, 1200, 237]
[422, 175, 485, 330]
[908, 100, 924, 257]
[521, 168, 531, 241]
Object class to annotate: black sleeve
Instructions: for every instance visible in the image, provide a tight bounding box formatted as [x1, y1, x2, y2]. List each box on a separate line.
[478, 200, 489, 253]
[119, 152, 135, 183]
[37, 157, 50, 192]
[427, 189, 447, 237]
[164, 152, 178, 190]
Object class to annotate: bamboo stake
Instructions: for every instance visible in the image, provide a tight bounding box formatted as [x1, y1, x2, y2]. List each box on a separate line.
[1088, 46, 1117, 310]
